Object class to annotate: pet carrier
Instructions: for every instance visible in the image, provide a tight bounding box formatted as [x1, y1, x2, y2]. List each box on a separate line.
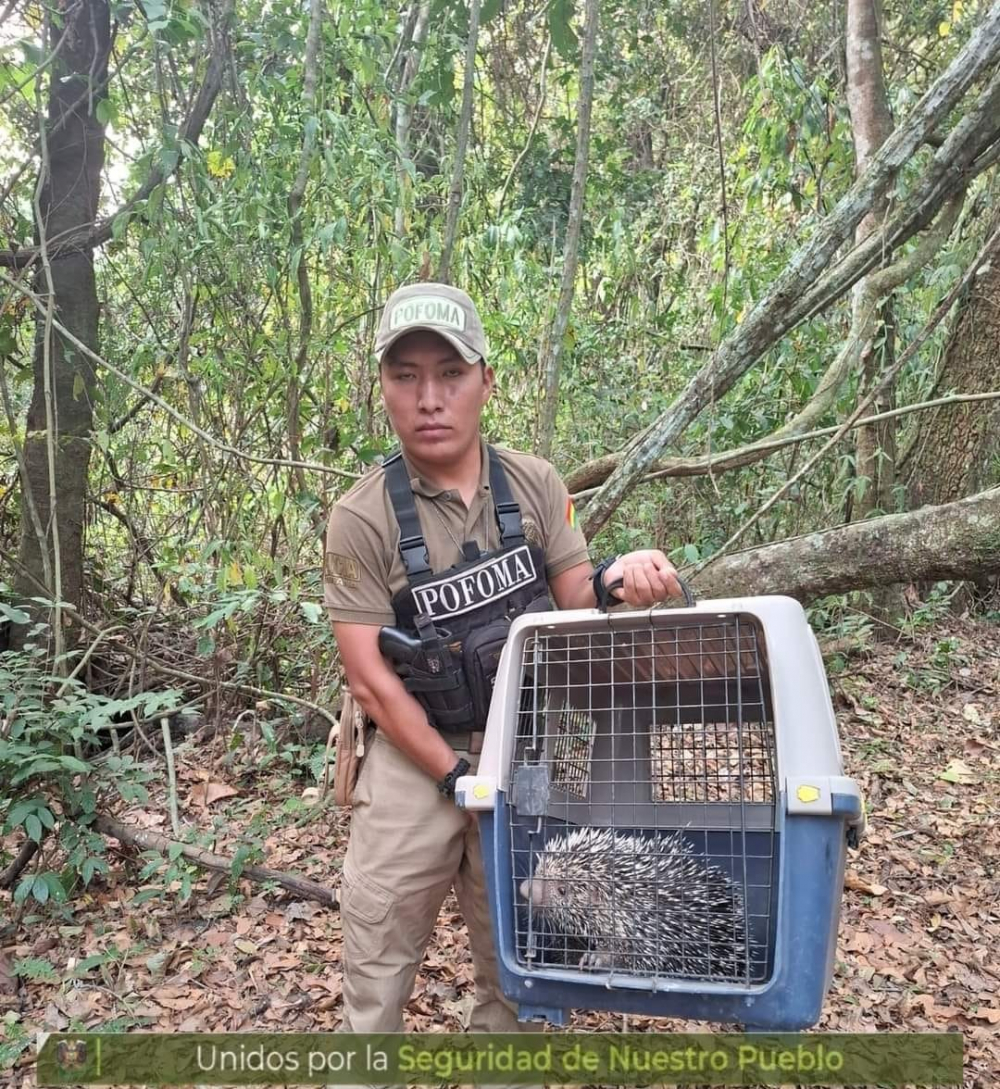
[456, 594, 864, 1029]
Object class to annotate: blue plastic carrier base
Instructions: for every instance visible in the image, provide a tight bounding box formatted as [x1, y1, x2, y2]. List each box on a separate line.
[479, 798, 850, 1030]
[457, 596, 865, 1029]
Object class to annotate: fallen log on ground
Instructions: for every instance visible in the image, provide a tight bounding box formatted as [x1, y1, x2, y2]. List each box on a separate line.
[93, 813, 339, 908]
[691, 486, 1000, 600]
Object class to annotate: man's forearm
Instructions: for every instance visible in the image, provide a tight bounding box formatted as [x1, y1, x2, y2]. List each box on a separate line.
[550, 563, 599, 610]
[351, 669, 459, 782]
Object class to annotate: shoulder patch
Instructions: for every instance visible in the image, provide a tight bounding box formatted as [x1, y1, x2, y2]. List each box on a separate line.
[324, 552, 361, 585]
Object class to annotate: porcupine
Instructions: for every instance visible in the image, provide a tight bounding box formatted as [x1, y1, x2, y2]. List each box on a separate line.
[519, 825, 747, 977]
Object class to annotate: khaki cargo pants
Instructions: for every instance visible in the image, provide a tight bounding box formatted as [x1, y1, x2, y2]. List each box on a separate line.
[339, 729, 543, 1045]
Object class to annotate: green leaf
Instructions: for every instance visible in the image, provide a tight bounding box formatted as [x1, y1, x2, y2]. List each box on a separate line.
[0, 322, 17, 355]
[13, 956, 57, 982]
[143, 0, 169, 29]
[82, 856, 107, 885]
[548, 0, 579, 60]
[0, 602, 31, 625]
[230, 844, 251, 881]
[95, 97, 118, 126]
[73, 953, 111, 975]
[56, 755, 92, 773]
[25, 814, 43, 843]
[31, 875, 49, 904]
[299, 601, 324, 624]
[43, 874, 67, 902]
[4, 798, 39, 830]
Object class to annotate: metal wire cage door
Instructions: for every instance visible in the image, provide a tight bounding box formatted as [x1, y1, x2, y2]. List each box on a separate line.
[507, 612, 778, 987]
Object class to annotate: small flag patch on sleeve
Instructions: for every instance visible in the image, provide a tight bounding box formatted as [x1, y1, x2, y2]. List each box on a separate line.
[566, 497, 578, 530]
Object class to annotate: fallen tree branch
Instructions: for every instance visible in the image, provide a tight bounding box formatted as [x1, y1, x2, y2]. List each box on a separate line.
[567, 193, 964, 496]
[571, 389, 1000, 500]
[695, 216, 1000, 573]
[577, 4, 1000, 537]
[0, 837, 41, 890]
[92, 813, 339, 907]
[688, 485, 1000, 600]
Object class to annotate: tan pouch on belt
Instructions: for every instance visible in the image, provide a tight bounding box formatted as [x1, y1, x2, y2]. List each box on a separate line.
[333, 685, 370, 807]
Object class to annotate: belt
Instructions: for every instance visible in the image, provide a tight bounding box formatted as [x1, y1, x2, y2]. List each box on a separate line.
[374, 726, 483, 754]
[445, 730, 484, 755]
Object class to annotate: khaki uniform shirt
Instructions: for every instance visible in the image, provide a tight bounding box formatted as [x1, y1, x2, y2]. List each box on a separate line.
[324, 439, 590, 626]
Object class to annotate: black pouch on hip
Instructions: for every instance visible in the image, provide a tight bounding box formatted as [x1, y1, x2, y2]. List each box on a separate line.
[462, 592, 551, 731]
[462, 619, 512, 732]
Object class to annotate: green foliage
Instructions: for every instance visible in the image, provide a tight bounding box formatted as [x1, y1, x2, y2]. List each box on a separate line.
[898, 583, 963, 636]
[0, 608, 184, 910]
[0, 1014, 30, 1071]
[737, 51, 854, 223]
[12, 957, 58, 982]
[0, 0, 990, 920]
[133, 844, 199, 906]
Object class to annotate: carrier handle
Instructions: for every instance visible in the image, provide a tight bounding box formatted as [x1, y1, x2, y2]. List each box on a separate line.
[601, 573, 696, 610]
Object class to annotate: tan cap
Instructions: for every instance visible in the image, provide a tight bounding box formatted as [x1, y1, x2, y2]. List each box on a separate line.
[375, 282, 488, 364]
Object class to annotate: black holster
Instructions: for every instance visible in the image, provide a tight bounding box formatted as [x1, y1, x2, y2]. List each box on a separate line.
[381, 615, 475, 732]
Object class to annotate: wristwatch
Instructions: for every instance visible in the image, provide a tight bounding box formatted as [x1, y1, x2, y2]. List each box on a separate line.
[591, 555, 620, 610]
[438, 758, 471, 799]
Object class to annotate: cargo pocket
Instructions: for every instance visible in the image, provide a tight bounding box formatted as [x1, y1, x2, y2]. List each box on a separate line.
[339, 864, 394, 959]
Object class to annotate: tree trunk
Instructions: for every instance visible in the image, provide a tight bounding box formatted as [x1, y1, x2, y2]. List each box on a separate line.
[12, 0, 111, 642]
[690, 486, 1000, 601]
[393, 2, 430, 240]
[287, 0, 324, 500]
[847, 0, 897, 525]
[437, 0, 481, 283]
[534, 0, 599, 459]
[905, 201, 1000, 507]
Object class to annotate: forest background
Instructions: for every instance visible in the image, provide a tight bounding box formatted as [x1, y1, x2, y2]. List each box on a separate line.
[1, 0, 1000, 1076]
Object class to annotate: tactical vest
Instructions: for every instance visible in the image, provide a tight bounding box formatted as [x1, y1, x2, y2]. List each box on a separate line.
[381, 445, 550, 732]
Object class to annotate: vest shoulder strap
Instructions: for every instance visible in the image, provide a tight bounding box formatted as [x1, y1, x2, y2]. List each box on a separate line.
[383, 450, 432, 577]
[383, 445, 526, 579]
[487, 445, 525, 549]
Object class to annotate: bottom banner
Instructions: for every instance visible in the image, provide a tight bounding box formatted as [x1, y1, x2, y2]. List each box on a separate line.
[36, 1031, 963, 1086]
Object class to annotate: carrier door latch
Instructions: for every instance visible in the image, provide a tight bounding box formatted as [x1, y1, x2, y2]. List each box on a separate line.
[511, 764, 551, 816]
[785, 775, 866, 846]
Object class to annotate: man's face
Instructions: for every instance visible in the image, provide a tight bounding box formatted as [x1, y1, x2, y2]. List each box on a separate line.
[380, 331, 494, 466]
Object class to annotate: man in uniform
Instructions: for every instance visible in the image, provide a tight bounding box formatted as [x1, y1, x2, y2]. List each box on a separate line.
[323, 282, 683, 1036]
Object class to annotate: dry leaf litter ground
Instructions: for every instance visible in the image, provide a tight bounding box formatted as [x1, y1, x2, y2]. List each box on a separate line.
[2, 616, 999, 1088]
